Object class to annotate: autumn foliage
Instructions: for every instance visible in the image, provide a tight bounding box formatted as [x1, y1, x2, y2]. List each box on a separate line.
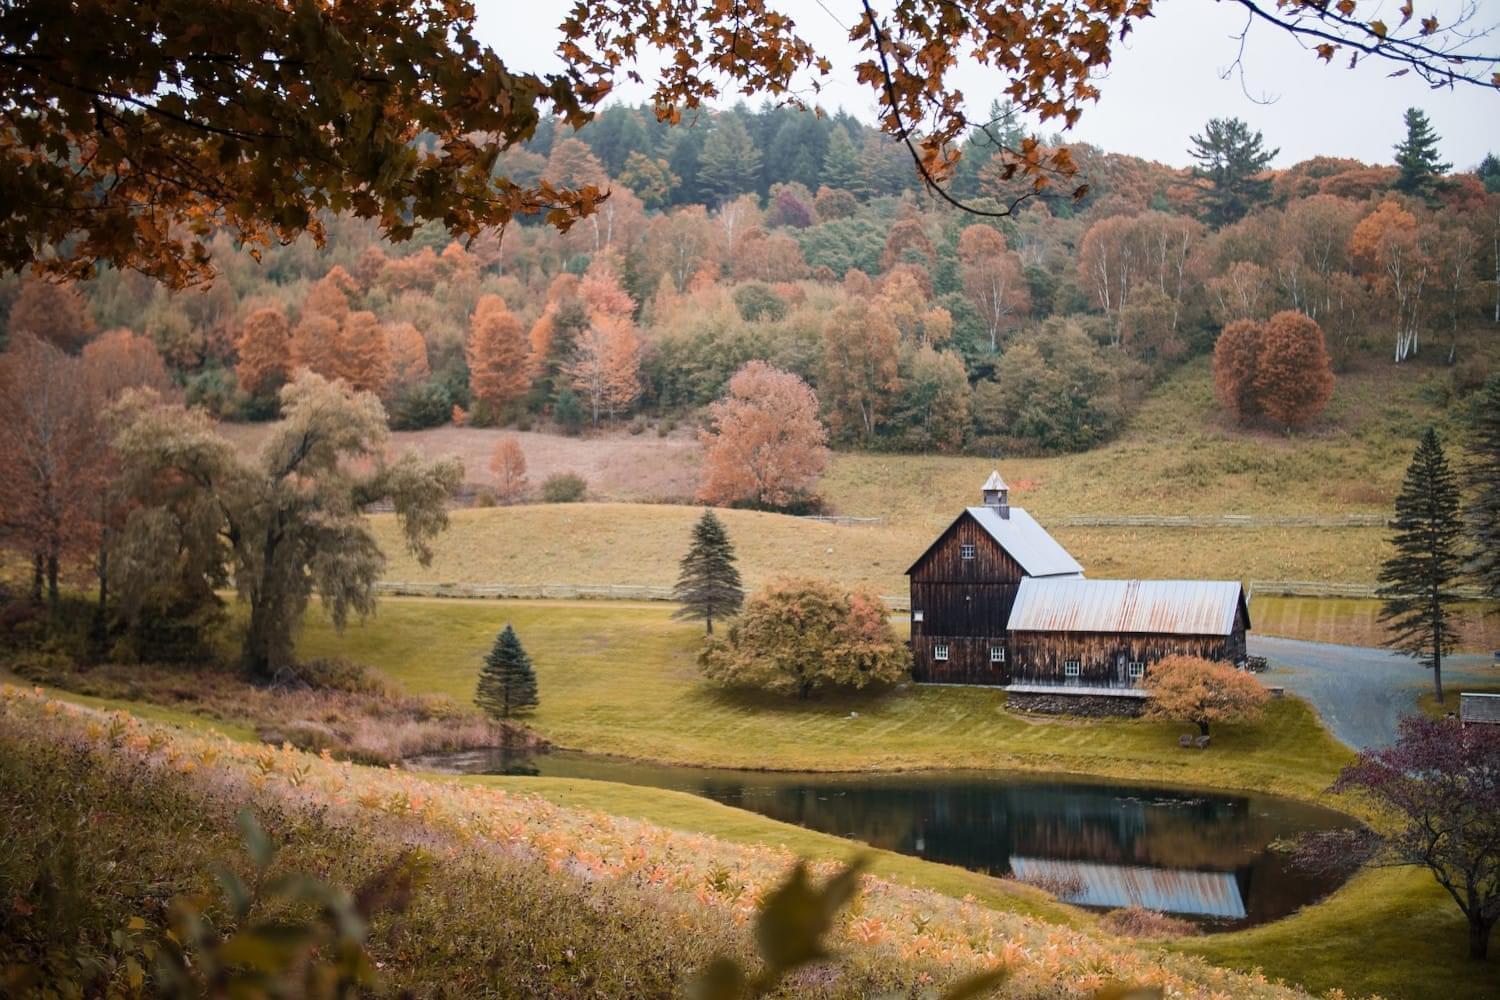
[697, 361, 830, 509]
[465, 295, 533, 422]
[698, 578, 909, 699]
[488, 437, 529, 503]
[235, 307, 293, 397]
[1144, 655, 1270, 738]
[1213, 311, 1333, 430]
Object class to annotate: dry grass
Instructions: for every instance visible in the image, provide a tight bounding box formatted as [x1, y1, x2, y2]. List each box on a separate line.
[370, 503, 1398, 597]
[6, 655, 534, 765]
[1253, 596, 1500, 653]
[216, 421, 705, 501]
[1098, 908, 1203, 939]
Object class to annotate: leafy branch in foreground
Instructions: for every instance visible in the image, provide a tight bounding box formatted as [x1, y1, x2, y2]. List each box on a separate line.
[689, 857, 1162, 1000]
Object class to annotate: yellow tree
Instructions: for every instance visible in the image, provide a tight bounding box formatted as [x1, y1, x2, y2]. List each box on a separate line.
[567, 315, 641, 425]
[235, 306, 292, 397]
[1145, 655, 1269, 739]
[1351, 199, 1434, 363]
[488, 437, 529, 503]
[697, 361, 830, 508]
[820, 297, 901, 443]
[385, 322, 431, 392]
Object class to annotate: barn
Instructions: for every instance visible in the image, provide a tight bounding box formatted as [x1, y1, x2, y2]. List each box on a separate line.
[907, 471, 1250, 713]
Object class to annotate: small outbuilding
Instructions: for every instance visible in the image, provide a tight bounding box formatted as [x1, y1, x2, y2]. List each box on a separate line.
[907, 472, 1252, 714]
[1460, 692, 1500, 728]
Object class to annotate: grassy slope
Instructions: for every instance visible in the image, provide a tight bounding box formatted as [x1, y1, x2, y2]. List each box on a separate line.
[300, 599, 1350, 800]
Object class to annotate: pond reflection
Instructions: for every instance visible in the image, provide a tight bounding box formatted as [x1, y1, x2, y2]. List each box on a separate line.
[407, 748, 1354, 929]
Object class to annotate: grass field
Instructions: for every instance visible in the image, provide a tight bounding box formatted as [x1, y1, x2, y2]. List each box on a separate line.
[1252, 596, 1500, 652]
[299, 598, 1353, 800]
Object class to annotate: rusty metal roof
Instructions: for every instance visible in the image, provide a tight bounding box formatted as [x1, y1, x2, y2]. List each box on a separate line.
[1008, 578, 1245, 636]
[1009, 856, 1247, 918]
[1461, 693, 1500, 725]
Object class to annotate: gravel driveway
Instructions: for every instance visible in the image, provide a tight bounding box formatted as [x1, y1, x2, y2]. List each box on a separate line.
[1247, 635, 1496, 751]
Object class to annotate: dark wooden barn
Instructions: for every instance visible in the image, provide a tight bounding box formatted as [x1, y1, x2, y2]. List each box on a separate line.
[907, 472, 1082, 684]
[906, 472, 1251, 706]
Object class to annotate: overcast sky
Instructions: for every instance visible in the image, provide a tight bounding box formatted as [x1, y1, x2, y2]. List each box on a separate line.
[478, 1, 1497, 170]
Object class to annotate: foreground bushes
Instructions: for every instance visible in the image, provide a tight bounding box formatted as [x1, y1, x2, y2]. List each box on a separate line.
[0, 688, 1322, 999]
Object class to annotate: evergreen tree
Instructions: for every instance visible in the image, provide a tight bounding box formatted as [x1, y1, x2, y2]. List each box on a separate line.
[1393, 107, 1451, 199]
[1377, 428, 1464, 702]
[672, 509, 745, 634]
[475, 624, 539, 718]
[1478, 152, 1500, 194]
[1465, 375, 1500, 598]
[699, 114, 762, 202]
[820, 125, 861, 193]
[1188, 117, 1278, 227]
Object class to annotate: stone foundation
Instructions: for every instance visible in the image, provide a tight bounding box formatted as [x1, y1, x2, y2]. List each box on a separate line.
[1006, 692, 1145, 718]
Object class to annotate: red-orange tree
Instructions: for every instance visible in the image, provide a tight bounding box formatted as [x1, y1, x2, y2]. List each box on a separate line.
[465, 296, 533, 422]
[1144, 655, 1270, 739]
[7, 278, 97, 352]
[1212, 318, 1266, 423]
[1255, 311, 1335, 430]
[488, 438, 529, 504]
[234, 307, 292, 398]
[697, 361, 830, 509]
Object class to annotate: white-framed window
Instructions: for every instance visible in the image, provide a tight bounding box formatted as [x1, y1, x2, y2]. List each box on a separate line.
[933, 643, 950, 661]
[989, 645, 1005, 663]
[1128, 661, 1145, 680]
[959, 543, 976, 560]
[912, 610, 924, 623]
[1064, 660, 1081, 678]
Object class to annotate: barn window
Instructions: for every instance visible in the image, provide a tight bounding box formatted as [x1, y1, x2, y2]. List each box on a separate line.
[912, 610, 924, 622]
[989, 645, 1005, 663]
[1128, 661, 1145, 679]
[934, 643, 950, 661]
[1064, 660, 1081, 677]
[959, 543, 976, 560]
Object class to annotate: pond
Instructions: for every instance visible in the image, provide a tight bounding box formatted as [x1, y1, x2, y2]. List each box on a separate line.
[407, 748, 1357, 930]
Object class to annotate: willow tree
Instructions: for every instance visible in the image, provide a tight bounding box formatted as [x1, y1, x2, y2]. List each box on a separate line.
[112, 371, 463, 679]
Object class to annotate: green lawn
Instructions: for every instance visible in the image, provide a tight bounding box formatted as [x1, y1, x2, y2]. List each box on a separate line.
[300, 598, 1351, 801]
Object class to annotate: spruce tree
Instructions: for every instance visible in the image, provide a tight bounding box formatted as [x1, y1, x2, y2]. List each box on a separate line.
[698, 114, 761, 202]
[672, 509, 745, 634]
[1188, 117, 1278, 227]
[1393, 107, 1451, 199]
[475, 624, 539, 719]
[1377, 428, 1464, 703]
[1465, 375, 1500, 598]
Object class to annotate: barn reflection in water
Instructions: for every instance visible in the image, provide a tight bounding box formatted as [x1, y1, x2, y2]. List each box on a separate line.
[410, 749, 1353, 928]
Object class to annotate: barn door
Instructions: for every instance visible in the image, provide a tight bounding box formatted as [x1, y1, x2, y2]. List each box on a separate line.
[1115, 653, 1128, 687]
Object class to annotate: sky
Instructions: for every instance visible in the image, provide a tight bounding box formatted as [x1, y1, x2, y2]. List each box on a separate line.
[477, 1, 1497, 171]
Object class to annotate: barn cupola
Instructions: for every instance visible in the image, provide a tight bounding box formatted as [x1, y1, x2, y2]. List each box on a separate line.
[981, 470, 1010, 519]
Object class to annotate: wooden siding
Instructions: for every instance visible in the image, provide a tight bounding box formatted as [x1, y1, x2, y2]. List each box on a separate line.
[1008, 627, 1247, 687]
[910, 512, 1025, 682]
[912, 636, 1010, 685]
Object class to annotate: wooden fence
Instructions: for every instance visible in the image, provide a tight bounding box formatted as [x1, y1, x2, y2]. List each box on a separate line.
[377, 578, 1492, 609]
[1054, 513, 1389, 528]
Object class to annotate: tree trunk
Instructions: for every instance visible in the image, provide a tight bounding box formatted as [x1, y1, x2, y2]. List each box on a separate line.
[46, 553, 59, 612]
[242, 594, 275, 680]
[1432, 591, 1444, 704]
[91, 540, 109, 656]
[31, 553, 43, 605]
[705, 612, 713, 636]
[1197, 719, 1210, 737]
[1469, 913, 1492, 960]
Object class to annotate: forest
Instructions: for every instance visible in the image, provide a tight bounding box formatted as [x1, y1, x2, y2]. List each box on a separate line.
[4, 101, 1497, 468]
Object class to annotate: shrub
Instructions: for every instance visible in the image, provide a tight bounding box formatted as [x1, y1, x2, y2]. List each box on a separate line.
[540, 472, 587, 503]
[292, 656, 390, 696]
[388, 380, 453, 430]
[474, 488, 497, 507]
[1099, 907, 1202, 939]
[699, 578, 909, 699]
[1144, 655, 1270, 738]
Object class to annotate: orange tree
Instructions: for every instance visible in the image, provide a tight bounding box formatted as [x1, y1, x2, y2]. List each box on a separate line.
[1144, 654, 1270, 739]
[4, 1, 1493, 286]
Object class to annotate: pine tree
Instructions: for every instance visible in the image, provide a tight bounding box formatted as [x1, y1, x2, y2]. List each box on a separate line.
[672, 509, 745, 634]
[1377, 428, 1464, 702]
[698, 114, 761, 202]
[1466, 375, 1500, 599]
[475, 624, 539, 719]
[1393, 107, 1451, 199]
[1188, 117, 1278, 228]
[819, 125, 861, 193]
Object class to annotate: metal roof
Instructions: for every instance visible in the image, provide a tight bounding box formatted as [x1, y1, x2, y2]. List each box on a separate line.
[967, 506, 1084, 578]
[1461, 692, 1500, 725]
[1009, 578, 1245, 636]
[1009, 856, 1247, 918]
[982, 470, 1008, 491]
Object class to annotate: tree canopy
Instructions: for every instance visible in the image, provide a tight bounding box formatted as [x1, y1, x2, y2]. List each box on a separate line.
[4, 0, 1494, 285]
